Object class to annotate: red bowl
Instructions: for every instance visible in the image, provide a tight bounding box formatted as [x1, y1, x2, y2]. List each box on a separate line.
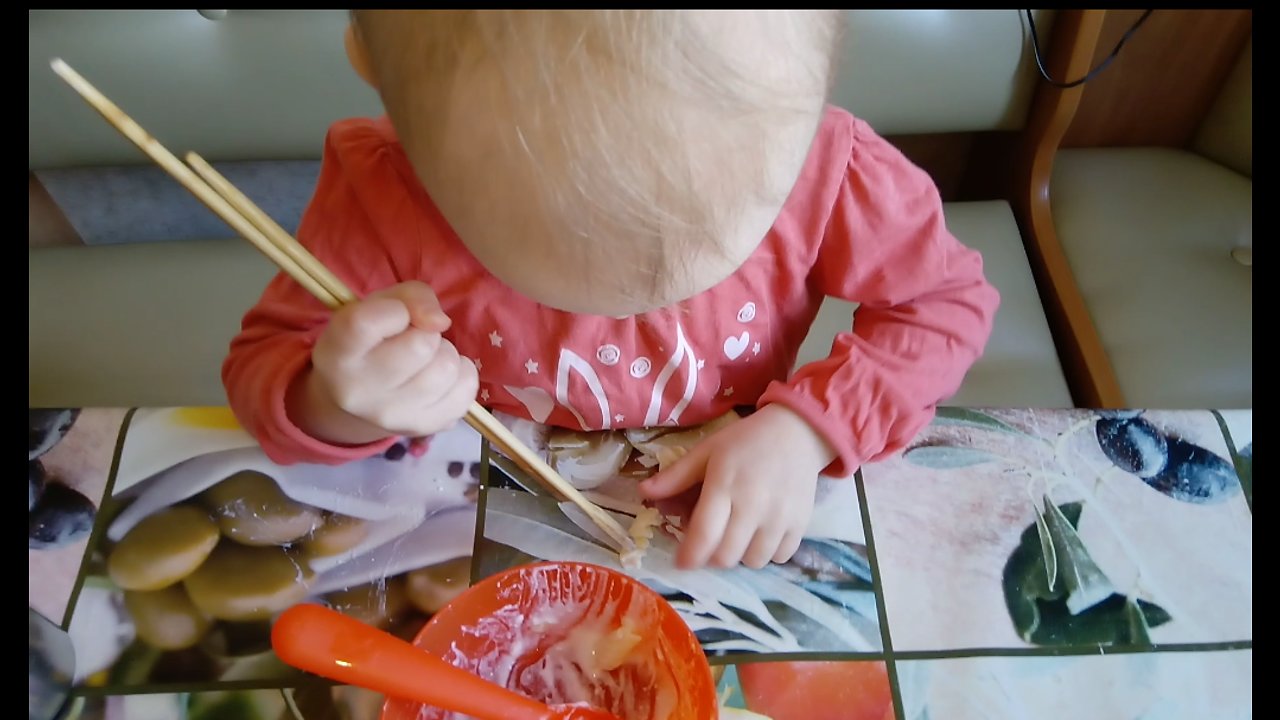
[381, 561, 717, 720]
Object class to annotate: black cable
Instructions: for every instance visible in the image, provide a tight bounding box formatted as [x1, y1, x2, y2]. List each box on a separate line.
[1026, 9, 1155, 89]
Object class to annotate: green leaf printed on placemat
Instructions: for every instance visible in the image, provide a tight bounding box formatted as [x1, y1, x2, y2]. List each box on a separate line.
[1002, 501, 1170, 646]
[933, 407, 1035, 438]
[1041, 496, 1115, 614]
[903, 445, 999, 469]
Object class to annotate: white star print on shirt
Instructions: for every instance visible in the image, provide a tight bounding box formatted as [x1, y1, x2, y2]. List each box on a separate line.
[525, 359, 540, 374]
[753, 342, 761, 356]
[697, 359, 705, 370]
[723, 387, 734, 397]
[489, 331, 503, 348]
[614, 414, 625, 424]
[480, 388, 490, 402]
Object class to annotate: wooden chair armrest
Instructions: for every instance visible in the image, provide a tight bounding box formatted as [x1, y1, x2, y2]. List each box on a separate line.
[1014, 9, 1127, 409]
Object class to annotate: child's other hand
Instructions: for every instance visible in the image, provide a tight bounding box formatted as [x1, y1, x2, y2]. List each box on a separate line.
[638, 405, 835, 569]
[308, 281, 478, 439]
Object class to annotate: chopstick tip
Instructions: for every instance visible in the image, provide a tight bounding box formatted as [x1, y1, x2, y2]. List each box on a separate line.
[50, 57, 80, 84]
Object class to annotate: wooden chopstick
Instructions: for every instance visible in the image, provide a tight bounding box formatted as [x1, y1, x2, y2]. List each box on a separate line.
[50, 58, 636, 554]
[181, 154, 634, 552]
[48, 59, 342, 309]
[185, 154, 356, 307]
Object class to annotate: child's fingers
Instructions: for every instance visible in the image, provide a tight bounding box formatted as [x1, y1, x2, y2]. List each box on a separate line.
[397, 344, 476, 411]
[676, 485, 731, 569]
[375, 282, 451, 333]
[772, 530, 804, 565]
[400, 359, 478, 437]
[328, 296, 416, 357]
[433, 356, 480, 413]
[710, 508, 759, 568]
[398, 339, 469, 404]
[742, 525, 786, 569]
[364, 328, 444, 387]
[639, 448, 708, 500]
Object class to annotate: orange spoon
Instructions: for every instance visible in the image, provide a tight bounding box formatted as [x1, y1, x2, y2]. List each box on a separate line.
[272, 603, 621, 720]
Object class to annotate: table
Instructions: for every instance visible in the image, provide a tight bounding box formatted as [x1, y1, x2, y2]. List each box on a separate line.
[29, 407, 1253, 720]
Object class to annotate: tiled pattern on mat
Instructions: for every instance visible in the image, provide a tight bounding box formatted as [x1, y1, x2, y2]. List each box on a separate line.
[36, 406, 1253, 719]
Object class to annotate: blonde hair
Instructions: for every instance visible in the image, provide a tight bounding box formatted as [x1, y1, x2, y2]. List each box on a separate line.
[353, 10, 841, 302]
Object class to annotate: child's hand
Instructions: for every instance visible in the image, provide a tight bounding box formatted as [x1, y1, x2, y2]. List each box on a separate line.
[299, 282, 478, 442]
[639, 405, 835, 569]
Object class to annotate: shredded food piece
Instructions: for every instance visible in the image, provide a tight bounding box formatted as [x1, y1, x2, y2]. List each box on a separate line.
[630, 507, 661, 550]
[619, 547, 645, 570]
[619, 507, 663, 568]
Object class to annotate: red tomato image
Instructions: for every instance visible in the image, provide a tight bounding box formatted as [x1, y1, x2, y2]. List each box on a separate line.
[736, 660, 894, 720]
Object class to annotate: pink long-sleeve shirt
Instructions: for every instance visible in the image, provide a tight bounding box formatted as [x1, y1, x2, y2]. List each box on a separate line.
[223, 106, 999, 475]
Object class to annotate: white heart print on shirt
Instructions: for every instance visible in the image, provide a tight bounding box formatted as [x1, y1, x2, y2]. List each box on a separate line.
[723, 331, 750, 361]
[504, 385, 555, 423]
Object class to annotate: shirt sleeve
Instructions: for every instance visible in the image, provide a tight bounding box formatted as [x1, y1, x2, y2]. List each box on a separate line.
[221, 121, 410, 466]
[758, 120, 1000, 476]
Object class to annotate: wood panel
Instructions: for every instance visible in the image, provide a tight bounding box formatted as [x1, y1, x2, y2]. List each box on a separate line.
[1014, 9, 1125, 408]
[957, 131, 1020, 203]
[1062, 9, 1251, 149]
[883, 133, 976, 203]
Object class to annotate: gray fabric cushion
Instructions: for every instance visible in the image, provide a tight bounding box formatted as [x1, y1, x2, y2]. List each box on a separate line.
[797, 200, 1073, 408]
[1052, 147, 1252, 409]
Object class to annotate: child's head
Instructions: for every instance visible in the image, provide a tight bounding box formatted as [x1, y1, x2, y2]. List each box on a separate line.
[347, 10, 841, 316]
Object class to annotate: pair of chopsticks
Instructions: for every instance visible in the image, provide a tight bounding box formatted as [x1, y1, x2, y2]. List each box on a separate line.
[49, 58, 635, 554]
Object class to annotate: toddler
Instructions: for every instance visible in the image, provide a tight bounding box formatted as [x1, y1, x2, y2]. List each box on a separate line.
[224, 10, 1000, 570]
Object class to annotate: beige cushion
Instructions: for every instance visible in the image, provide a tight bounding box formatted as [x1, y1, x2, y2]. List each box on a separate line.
[1052, 148, 1252, 409]
[1194, 39, 1252, 178]
[29, 240, 275, 407]
[798, 201, 1073, 408]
